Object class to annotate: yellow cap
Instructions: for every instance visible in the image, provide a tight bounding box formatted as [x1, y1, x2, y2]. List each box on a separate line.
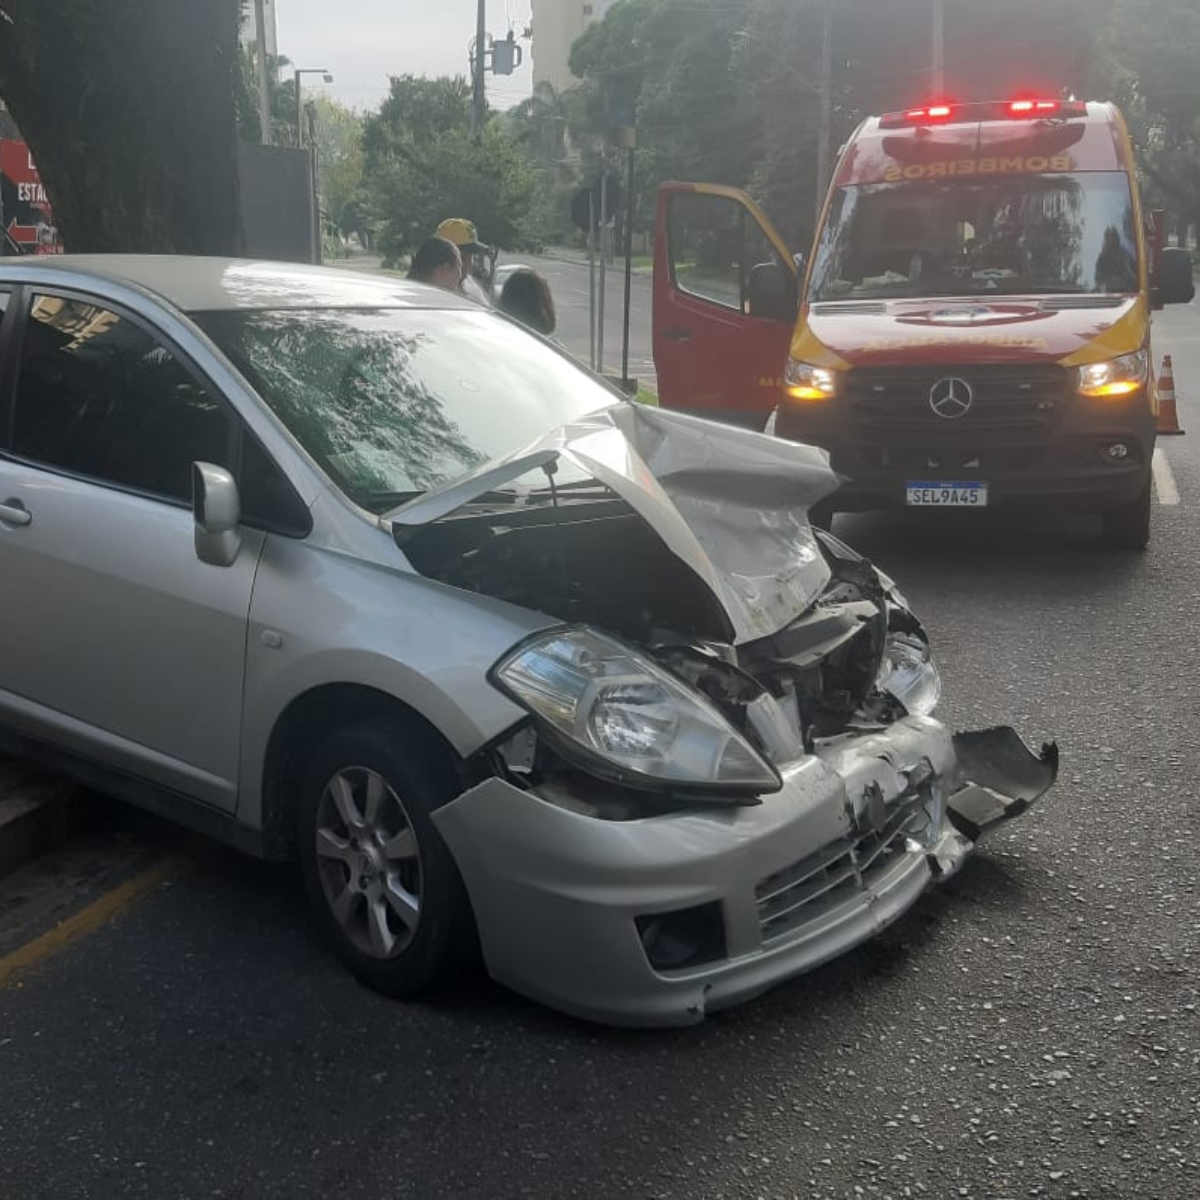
[434, 218, 489, 254]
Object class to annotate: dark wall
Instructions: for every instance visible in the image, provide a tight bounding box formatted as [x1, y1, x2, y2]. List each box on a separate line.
[238, 142, 316, 263]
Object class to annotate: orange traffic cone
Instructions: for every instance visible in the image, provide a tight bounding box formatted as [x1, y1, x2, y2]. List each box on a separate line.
[1157, 354, 1185, 436]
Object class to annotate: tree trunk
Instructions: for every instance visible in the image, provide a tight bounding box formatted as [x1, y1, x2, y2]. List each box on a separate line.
[0, 0, 243, 254]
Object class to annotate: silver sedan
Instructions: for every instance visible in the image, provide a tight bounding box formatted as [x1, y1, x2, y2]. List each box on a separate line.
[0, 256, 1055, 1026]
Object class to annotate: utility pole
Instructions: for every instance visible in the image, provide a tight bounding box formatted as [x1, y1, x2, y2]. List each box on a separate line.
[471, 0, 487, 140]
[254, 0, 272, 144]
[815, 0, 833, 223]
[932, 0, 945, 96]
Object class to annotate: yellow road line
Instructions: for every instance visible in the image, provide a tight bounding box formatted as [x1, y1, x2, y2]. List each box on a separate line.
[0, 854, 184, 989]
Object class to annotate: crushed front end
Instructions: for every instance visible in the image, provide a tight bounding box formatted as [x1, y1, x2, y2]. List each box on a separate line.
[402, 405, 1056, 1026]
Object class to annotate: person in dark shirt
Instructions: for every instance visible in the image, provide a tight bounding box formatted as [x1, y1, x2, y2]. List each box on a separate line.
[406, 236, 463, 291]
[497, 268, 556, 336]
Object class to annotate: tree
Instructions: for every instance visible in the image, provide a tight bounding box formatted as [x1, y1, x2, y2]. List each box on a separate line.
[503, 82, 576, 246]
[359, 76, 533, 263]
[0, 0, 243, 254]
[309, 95, 365, 239]
[233, 44, 298, 147]
[1093, 0, 1200, 237]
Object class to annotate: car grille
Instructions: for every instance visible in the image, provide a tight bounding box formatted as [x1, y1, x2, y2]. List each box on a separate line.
[755, 792, 925, 942]
[846, 364, 1069, 435]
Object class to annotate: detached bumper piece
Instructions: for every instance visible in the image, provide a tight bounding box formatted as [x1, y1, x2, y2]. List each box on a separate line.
[947, 727, 1059, 841]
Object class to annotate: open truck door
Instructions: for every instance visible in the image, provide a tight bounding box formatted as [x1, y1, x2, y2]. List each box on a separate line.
[653, 183, 798, 429]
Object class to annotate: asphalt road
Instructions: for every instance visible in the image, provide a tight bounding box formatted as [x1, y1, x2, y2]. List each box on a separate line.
[507, 250, 656, 386]
[1, 303, 1199, 1198]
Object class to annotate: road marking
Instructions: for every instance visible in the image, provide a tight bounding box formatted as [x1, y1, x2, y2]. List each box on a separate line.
[1153, 447, 1180, 506]
[0, 854, 183, 988]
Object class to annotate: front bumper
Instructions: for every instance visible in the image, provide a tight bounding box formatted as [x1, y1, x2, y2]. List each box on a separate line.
[433, 717, 1056, 1027]
[777, 385, 1155, 513]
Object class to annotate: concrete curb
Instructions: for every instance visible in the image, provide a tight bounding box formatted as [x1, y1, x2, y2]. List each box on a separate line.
[0, 758, 74, 882]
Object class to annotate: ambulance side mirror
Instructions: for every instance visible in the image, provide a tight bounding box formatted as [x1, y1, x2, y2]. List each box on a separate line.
[746, 261, 798, 322]
[1160, 247, 1196, 306]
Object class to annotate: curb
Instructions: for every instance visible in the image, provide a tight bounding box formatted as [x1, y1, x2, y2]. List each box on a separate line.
[0, 758, 74, 882]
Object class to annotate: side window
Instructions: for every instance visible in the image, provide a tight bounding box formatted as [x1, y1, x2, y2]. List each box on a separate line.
[11, 294, 233, 502]
[239, 430, 311, 536]
[667, 193, 794, 319]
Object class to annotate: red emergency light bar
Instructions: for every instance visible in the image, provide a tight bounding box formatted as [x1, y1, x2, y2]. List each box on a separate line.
[880, 98, 1088, 129]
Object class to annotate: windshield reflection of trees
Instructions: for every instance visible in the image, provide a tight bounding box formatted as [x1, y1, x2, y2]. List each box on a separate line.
[213, 313, 486, 508]
[810, 174, 1136, 300]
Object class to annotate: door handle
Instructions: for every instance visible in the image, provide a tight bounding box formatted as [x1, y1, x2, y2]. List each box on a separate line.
[663, 328, 692, 342]
[0, 499, 32, 528]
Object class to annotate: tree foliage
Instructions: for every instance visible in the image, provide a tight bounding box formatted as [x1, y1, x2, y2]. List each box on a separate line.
[562, 0, 1199, 251]
[358, 76, 533, 265]
[0, 0, 243, 254]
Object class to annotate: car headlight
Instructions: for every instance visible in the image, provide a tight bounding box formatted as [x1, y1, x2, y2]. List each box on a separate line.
[1077, 350, 1148, 398]
[491, 627, 781, 795]
[785, 358, 838, 401]
[876, 633, 941, 717]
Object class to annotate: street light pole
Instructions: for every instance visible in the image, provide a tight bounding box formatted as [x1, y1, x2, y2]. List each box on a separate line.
[815, 0, 832, 223]
[932, 0, 945, 96]
[293, 68, 332, 149]
[254, 0, 272, 144]
[292, 69, 333, 264]
[471, 0, 487, 140]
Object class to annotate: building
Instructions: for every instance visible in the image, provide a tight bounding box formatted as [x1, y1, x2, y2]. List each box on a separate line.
[239, 0, 279, 58]
[531, 0, 616, 95]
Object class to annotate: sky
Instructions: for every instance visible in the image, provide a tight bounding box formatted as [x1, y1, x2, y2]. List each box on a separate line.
[273, 0, 535, 113]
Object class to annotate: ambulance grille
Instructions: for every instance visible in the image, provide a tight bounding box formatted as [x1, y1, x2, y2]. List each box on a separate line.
[846, 364, 1069, 433]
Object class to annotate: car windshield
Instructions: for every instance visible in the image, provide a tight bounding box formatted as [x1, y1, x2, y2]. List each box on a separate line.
[194, 307, 619, 512]
[808, 171, 1139, 301]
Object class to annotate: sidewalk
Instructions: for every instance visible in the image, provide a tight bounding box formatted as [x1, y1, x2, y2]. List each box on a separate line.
[537, 244, 654, 277]
[0, 757, 74, 881]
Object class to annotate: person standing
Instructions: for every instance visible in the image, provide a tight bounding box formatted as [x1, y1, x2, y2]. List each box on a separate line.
[406, 236, 463, 291]
[433, 218, 493, 304]
[497, 267, 556, 336]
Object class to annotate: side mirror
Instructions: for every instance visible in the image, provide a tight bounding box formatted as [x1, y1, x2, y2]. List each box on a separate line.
[746, 261, 798, 322]
[1160, 247, 1196, 305]
[192, 462, 243, 567]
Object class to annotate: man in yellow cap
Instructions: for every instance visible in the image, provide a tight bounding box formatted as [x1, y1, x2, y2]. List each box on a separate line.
[434, 218, 493, 304]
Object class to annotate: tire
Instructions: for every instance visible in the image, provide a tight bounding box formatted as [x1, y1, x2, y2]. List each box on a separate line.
[297, 718, 476, 998]
[1101, 476, 1151, 551]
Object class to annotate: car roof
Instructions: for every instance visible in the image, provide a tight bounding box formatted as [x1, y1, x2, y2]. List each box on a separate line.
[0, 255, 478, 314]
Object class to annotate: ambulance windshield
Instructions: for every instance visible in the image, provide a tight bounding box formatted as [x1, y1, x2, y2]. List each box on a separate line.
[807, 172, 1138, 301]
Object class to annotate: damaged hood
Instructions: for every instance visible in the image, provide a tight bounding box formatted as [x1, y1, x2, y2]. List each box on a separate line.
[388, 403, 839, 643]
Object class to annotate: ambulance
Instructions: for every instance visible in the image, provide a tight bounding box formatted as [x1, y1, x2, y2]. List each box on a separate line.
[652, 98, 1196, 548]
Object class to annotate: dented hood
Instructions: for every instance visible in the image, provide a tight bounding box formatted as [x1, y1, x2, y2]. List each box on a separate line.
[388, 403, 839, 643]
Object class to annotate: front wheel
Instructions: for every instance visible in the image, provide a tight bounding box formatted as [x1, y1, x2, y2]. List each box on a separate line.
[297, 719, 476, 997]
[1100, 476, 1151, 551]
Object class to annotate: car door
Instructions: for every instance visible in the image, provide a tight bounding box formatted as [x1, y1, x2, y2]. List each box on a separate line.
[0, 287, 264, 812]
[653, 183, 799, 428]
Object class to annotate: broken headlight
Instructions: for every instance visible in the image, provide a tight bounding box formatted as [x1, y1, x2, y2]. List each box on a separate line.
[875, 633, 941, 716]
[491, 627, 782, 796]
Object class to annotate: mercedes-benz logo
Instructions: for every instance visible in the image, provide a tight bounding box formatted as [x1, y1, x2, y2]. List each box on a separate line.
[929, 375, 974, 419]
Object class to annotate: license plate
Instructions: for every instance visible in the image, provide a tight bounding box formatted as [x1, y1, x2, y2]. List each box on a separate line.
[905, 481, 988, 506]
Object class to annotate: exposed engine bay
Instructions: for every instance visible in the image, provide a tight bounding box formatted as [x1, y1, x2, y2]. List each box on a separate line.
[401, 489, 930, 774]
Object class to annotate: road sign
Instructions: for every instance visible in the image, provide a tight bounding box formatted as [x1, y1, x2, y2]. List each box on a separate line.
[0, 139, 62, 255]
